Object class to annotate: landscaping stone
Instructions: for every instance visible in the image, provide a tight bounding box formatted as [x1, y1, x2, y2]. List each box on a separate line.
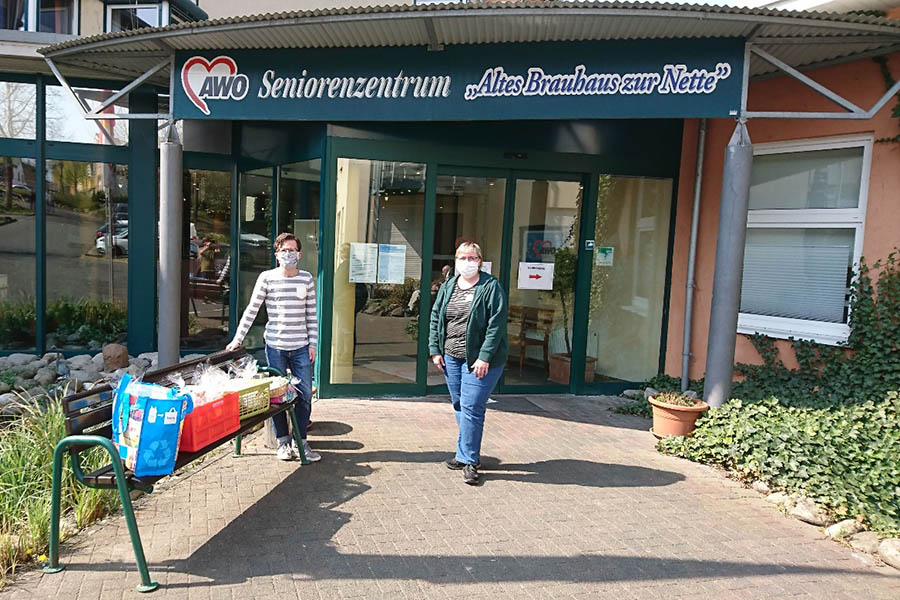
[131, 356, 151, 370]
[14, 377, 36, 390]
[35, 367, 57, 387]
[17, 366, 37, 379]
[878, 539, 900, 570]
[849, 531, 881, 554]
[69, 369, 100, 384]
[0, 357, 8, 370]
[621, 389, 643, 399]
[102, 343, 129, 371]
[137, 352, 158, 365]
[26, 359, 48, 370]
[0, 392, 18, 408]
[825, 519, 863, 540]
[0, 382, 10, 394]
[766, 491, 792, 507]
[751, 480, 771, 494]
[67, 354, 94, 370]
[92, 353, 106, 371]
[7, 353, 38, 367]
[790, 497, 831, 526]
[42, 352, 61, 362]
[643, 387, 659, 400]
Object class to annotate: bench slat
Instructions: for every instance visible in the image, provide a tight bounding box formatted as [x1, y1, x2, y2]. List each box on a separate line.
[66, 405, 115, 436]
[68, 425, 113, 455]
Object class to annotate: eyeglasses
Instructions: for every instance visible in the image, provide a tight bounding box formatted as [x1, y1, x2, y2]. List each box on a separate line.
[455, 256, 480, 263]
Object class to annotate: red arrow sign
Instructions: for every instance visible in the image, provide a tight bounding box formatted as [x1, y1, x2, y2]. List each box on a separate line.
[528, 274, 542, 279]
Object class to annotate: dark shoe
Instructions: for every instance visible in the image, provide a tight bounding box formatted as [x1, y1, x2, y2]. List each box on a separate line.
[463, 464, 480, 485]
[446, 458, 480, 470]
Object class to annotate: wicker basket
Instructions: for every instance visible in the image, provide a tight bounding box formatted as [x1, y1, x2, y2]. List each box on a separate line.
[265, 376, 289, 399]
[225, 379, 270, 420]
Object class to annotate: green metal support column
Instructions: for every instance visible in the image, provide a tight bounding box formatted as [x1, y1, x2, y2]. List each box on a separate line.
[127, 90, 158, 354]
[415, 163, 437, 388]
[228, 122, 241, 337]
[571, 173, 599, 395]
[35, 77, 46, 355]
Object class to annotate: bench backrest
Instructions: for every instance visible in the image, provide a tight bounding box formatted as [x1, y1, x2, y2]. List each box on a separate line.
[61, 349, 248, 456]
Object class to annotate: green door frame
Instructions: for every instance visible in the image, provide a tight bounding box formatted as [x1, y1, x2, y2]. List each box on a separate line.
[315, 132, 681, 399]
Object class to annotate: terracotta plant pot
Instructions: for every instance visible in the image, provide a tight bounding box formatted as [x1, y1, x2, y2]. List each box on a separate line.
[548, 353, 597, 385]
[648, 395, 709, 439]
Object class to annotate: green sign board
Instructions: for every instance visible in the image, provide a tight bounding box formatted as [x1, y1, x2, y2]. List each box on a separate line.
[174, 39, 744, 121]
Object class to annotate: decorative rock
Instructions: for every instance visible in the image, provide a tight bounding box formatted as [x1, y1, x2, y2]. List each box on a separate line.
[14, 377, 36, 390]
[643, 387, 660, 400]
[42, 352, 61, 362]
[766, 491, 792, 507]
[790, 498, 830, 526]
[17, 367, 37, 379]
[878, 539, 900, 570]
[751, 480, 771, 494]
[102, 343, 129, 372]
[621, 389, 643, 399]
[26, 359, 48, 370]
[7, 353, 38, 367]
[35, 367, 57, 387]
[0, 382, 9, 394]
[0, 357, 8, 370]
[67, 354, 94, 369]
[69, 369, 100, 383]
[390, 307, 405, 317]
[92, 353, 106, 371]
[131, 357, 151, 370]
[0, 392, 18, 407]
[849, 531, 881, 554]
[825, 519, 864, 540]
[137, 352, 158, 364]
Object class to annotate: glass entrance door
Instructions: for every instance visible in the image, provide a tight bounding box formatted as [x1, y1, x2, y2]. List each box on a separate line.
[427, 171, 507, 389]
[503, 175, 583, 390]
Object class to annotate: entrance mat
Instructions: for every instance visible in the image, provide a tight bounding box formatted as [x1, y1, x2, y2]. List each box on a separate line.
[487, 396, 546, 413]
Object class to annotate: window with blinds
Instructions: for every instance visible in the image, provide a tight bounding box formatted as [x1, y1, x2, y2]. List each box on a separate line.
[737, 136, 870, 345]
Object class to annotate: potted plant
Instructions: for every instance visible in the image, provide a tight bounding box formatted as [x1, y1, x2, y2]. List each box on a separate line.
[648, 391, 709, 438]
[547, 246, 597, 384]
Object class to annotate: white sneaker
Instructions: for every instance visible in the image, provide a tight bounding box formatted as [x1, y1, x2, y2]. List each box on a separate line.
[276, 442, 294, 461]
[293, 439, 321, 462]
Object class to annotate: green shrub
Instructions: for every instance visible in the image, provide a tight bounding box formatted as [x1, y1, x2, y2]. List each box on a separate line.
[0, 300, 36, 347]
[612, 399, 652, 419]
[45, 297, 127, 345]
[659, 393, 900, 536]
[0, 393, 119, 587]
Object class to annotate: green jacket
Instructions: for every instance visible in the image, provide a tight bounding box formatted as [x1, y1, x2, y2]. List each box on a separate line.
[428, 272, 508, 369]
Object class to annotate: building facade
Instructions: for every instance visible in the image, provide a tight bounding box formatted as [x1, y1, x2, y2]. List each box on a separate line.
[1, 1, 899, 399]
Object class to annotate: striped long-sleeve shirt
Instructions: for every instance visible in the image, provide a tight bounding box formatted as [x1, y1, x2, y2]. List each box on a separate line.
[233, 268, 318, 350]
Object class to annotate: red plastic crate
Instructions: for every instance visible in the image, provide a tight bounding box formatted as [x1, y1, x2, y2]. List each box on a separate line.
[179, 392, 240, 453]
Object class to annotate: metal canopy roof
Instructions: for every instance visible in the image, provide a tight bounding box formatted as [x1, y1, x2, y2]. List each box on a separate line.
[39, 1, 900, 86]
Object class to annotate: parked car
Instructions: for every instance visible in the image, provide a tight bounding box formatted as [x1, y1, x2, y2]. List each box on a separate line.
[112, 202, 128, 220]
[96, 220, 128, 239]
[97, 228, 128, 256]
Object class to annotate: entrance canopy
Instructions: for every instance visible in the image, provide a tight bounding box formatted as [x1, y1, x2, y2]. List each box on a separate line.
[39, 2, 900, 87]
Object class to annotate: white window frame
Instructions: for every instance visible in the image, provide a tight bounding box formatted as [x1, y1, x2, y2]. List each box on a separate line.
[105, 2, 165, 34]
[28, 0, 79, 34]
[737, 133, 872, 346]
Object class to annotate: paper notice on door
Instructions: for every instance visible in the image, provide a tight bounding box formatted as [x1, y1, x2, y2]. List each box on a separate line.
[596, 246, 614, 267]
[481, 261, 492, 274]
[349, 242, 377, 283]
[517, 262, 554, 290]
[377, 244, 407, 284]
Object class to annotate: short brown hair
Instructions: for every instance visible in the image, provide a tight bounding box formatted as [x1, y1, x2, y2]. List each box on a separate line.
[274, 233, 300, 251]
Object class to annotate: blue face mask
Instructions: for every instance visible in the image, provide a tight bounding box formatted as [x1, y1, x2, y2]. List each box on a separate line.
[276, 250, 299, 267]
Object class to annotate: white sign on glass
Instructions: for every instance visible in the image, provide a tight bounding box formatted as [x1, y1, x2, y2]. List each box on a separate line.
[377, 244, 407, 284]
[517, 262, 554, 290]
[349, 242, 377, 283]
[481, 261, 492, 274]
[596, 246, 615, 267]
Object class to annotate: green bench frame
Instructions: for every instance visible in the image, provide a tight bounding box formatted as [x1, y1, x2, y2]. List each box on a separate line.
[43, 348, 308, 592]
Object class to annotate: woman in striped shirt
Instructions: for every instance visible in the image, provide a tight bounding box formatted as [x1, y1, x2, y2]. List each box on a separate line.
[226, 233, 320, 463]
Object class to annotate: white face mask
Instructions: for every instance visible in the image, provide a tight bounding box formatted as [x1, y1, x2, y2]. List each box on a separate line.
[455, 258, 480, 279]
[276, 250, 299, 267]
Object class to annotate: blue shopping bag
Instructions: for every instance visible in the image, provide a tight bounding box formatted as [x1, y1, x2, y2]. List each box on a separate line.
[113, 375, 193, 477]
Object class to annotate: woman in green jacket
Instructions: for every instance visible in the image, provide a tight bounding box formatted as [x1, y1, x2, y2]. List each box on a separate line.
[428, 242, 508, 485]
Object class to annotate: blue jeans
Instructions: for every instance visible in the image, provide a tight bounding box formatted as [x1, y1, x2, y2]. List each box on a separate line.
[443, 355, 503, 466]
[265, 345, 313, 444]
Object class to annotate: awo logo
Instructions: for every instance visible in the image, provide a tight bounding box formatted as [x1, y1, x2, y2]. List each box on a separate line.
[181, 56, 249, 115]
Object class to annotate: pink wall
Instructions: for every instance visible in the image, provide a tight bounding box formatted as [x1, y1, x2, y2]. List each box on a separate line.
[665, 52, 900, 379]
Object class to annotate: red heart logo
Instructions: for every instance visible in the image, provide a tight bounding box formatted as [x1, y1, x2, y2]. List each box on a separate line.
[181, 56, 237, 116]
[532, 240, 553, 257]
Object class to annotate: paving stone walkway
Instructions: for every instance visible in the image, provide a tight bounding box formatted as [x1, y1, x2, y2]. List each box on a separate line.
[4, 395, 899, 599]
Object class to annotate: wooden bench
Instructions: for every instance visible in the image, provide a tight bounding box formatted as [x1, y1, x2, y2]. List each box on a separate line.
[507, 305, 555, 376]
[43, 348, 308, 593]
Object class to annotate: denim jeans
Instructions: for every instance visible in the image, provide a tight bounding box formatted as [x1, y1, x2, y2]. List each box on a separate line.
[443, 355, 503, 466]
[265, 345, 313, 444]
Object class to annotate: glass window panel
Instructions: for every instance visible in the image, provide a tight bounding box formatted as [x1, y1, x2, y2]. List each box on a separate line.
[0, 81, 36, 139]
[183, 169, 231, 349]
[278, 160, 321, 279]
[46, 160, 128, 351]
[47, 86, 129, 146]
[506, 179, 582, 387]
[331, 159, 425, 384]
[237, 168, 273, 349]
[0, 1, 27, 30]
[749, 147, 863, 210]
[0, 156, 37, 350]
[740, 227, 854, 324]
[586, 176, 673, 383]
[39, 0, 75, 34]
[427, 174, 506, 386]
[108, 6, 159, 32]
